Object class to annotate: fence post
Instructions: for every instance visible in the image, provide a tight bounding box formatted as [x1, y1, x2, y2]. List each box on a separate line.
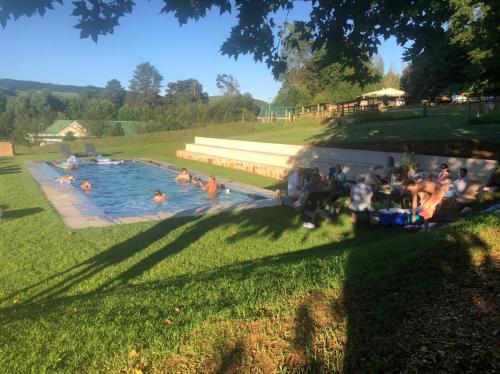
[468, 101, 471, 125]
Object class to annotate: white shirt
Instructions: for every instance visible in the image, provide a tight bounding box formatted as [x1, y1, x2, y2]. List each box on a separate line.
[350, 183, 373, 211]
[287, 171, 301, 197]
[453, 177, 470, 197]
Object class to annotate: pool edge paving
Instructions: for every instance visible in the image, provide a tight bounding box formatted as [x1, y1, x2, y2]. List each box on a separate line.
[25, 159, 280, 229]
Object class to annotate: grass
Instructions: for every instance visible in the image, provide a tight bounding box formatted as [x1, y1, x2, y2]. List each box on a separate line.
[2, 118, 500, 372]
[229, 106, 500, 145]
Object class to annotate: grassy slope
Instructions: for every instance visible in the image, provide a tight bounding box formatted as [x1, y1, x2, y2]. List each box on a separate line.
[229, 107, 500, 145]
[1, 120, 499, 372]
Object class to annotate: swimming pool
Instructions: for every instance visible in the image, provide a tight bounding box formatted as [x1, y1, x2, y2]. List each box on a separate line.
[46, 160, 268, 219]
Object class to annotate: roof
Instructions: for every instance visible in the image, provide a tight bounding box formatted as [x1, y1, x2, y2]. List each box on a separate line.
[361, 87, 405, 98]
[43, 120, 76, 134]
[258, 105, 287, 118]
[43, 120, 144, 136]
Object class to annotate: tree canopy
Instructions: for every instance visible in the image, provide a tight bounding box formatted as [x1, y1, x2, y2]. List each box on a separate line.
[1, 0, 498, 91]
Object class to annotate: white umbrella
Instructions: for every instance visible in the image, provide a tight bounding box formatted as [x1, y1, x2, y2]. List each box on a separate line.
[362, 87, 405, 98]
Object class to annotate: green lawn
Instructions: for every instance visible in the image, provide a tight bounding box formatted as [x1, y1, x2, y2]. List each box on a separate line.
[1, 120, 499, 372]
[230, 107, 500, 145]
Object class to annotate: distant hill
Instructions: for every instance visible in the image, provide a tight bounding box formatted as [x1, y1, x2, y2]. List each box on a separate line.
[0, 79, 103, 96]
[209, 95, 267, 107]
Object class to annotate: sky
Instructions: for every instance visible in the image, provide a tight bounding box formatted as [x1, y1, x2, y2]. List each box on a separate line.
[0, 1, 406, 100]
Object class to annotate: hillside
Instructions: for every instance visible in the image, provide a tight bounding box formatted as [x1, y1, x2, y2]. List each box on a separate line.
[0, 78, 103, 96]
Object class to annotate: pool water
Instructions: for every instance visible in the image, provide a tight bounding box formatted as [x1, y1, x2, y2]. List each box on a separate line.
[48, 161, 263, 218]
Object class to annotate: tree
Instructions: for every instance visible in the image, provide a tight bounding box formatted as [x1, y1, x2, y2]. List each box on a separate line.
[400, 30, 474, 99]
[129, 62, 163, 104]
[216, 74, 240, 96]
[107, 122, 125, 136]
[208, 93, 259, 123]
[6, 90, 63, 143]
[383, 67, 400, 89]
[0, 91, 7, 112]
[101, 79, 126, 106]
[165, 79, 208, 104]
[83, 98, 117, 121]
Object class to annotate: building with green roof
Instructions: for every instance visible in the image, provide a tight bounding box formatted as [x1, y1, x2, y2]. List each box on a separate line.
[37, 120, 145, 144]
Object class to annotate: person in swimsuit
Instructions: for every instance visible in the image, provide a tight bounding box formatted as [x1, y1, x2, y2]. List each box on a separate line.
[405, 180, 449, 221]
[175, 168, 191, 182]
[204, 176, 218, 199]
[80, 180, 92, 191]
[153, 190, 168, 203]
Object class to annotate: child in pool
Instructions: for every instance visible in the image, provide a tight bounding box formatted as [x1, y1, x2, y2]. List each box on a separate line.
[80, 180, 92, 191]
[153, 190, 168, 203]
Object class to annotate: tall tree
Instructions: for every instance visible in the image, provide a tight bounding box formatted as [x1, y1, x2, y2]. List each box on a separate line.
[165, 79, 208, 103]
[216, 74, 240, 96]
[383, 66, 400, 89]
[129, 62, 163, 98]
[101, 79, 126, 106]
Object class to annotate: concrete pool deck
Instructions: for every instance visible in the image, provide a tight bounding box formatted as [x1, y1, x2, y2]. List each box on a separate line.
[26, 159, 279, 229]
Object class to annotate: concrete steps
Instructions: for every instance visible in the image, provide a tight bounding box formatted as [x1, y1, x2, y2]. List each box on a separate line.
[176, 137, 498, 183]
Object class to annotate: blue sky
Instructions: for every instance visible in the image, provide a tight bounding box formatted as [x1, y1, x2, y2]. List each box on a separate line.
[0, 1, 406, 100]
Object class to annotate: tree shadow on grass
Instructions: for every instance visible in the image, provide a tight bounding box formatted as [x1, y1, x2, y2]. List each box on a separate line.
[2, 207, 44, 220]
[1, 207, 497, 372]
[1, 206, 300, 305]
[342, 221, 499, 372]
[0, 163, 21, 175]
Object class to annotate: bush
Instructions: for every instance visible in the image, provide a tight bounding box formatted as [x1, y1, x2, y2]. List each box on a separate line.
[63, 131, 76, 141]
[107, 122, 125, 136]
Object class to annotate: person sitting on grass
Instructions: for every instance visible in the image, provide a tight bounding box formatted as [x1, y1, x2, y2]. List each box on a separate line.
[435, 163, 452, 185]
[410, 163, 425, 182]
[204, 176, 218, 200]
[373, 156, 397, 183]
[175, 168, 191, 182]
[80, 180, 92, 191]
[402, 144, 416, 178]
[330, 164, 347, 183]
[312, 167, 327, 184]
[349, 175, 373, 223]
[287, 167, 304, 198]
[153, 190, 168, 203]
[451, 168, 471, 198]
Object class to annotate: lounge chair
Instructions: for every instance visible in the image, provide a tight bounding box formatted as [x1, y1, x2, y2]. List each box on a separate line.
[84, 143, 97, 157]
[60, 143, 72, 159]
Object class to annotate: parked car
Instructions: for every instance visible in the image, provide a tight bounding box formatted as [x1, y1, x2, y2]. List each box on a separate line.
[452, 94, 468, 104]
[436, 95, 452, 104]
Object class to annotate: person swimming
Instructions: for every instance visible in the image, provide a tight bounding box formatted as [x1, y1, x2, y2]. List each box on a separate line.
[80, 180, 92, 191]
[175, 168, 191, 182]
[153, 190, 168, 203]
[204, 176, 218, 199]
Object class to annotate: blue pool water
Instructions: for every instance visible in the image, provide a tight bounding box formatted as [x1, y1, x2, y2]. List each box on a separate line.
[48, 161, 263, 218]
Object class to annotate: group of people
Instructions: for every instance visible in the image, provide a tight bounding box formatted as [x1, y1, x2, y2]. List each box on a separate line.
[154, 168, 223, 203]
[285, 144, 474, 225]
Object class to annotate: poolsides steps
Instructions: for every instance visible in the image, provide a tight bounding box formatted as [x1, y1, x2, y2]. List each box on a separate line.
[176, 137, 498, 184]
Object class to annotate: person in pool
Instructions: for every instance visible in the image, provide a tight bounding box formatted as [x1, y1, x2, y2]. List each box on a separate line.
[80, 180, 92, 191]
[175, 168, 191, 182]
[153, 190, 168, 203]
[204, 176, 218, 199]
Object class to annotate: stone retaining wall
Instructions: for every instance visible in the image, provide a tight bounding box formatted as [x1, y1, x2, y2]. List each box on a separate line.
[177, 138, 498, 184]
